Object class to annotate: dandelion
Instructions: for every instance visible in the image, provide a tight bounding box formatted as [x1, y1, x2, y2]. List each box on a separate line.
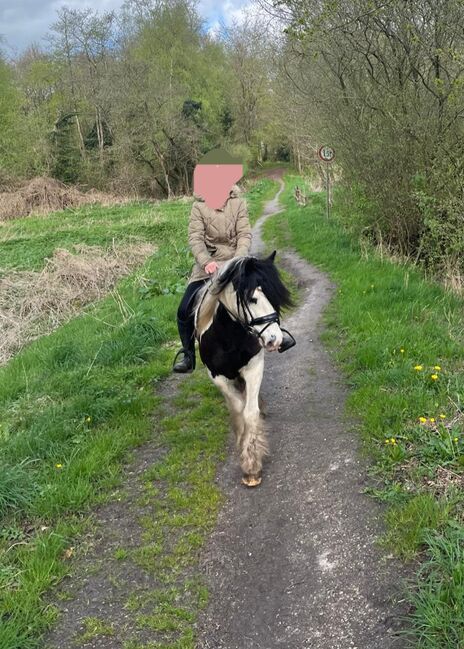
[414, 365, 423, 371]
[400, 348, 405, 354]
[430, 418, 435, 423]
[390, 437, 397, 445]
[419, 416, 427, 423]
[434, 365, 441, 371]
[454, 437, 459, 443]
[431, 374, 439, 381]
[439, 414, 446, 419]
[86, 416, 91, 422]
[384, 439, 390, 445]
[55, 463, 63, 469]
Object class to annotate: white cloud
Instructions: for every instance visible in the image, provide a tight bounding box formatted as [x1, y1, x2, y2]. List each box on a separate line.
[0, 0, 124, 54]
[0, 0, 255, 54]
[202, 0, 260, 40]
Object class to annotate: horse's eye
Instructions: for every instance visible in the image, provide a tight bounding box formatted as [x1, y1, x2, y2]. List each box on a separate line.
[249, 297, 258, 304]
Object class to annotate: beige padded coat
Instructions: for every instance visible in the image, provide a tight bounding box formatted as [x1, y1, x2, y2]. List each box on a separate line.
[187, 184, 252, 284]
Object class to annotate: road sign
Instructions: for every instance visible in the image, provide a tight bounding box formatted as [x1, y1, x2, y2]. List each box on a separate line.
[317, 145, 335, 219]
[318, 145, 335, 163]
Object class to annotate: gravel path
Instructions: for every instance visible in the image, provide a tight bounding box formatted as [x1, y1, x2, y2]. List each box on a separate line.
[196, 174, 409, 649]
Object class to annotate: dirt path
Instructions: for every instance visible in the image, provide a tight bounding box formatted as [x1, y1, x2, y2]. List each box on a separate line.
[196, 176, 409, 648]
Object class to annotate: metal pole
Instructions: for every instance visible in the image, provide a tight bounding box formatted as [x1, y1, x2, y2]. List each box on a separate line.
[326, 162, 330, 219]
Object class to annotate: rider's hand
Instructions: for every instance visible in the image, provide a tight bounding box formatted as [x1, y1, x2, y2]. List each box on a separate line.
[204, 261, 219, 274]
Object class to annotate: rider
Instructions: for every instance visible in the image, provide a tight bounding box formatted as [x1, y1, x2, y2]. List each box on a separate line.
[173, 147, 294, 374]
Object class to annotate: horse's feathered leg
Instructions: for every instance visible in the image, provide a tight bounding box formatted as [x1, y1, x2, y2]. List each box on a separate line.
[239, 351, 267, 487]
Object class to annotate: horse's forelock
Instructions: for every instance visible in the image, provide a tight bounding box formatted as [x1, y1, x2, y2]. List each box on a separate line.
[218, 256, 293, 313]
[195, 255, 292, 337]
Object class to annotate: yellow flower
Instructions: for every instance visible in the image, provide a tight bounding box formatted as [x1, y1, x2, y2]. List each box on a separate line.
[55, 463, 63, 469]
[419, 416, 427, 423]
[400, 348, 405, 353]
[86, 416, 91, 422]
[390, 437, 397, 445]
[434, 365, 441, 371]
[384, 439, 390, 444]
[454, 437, 459, 443]
[430, 417, 435, 423]
[439, 414, 446, 419]
[414, 365, 423, 371]
[431, 374, 438, 381]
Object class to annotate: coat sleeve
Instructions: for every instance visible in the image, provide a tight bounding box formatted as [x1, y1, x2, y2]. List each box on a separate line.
[188, 202, 212, 268]
[235, 198, 252, 257]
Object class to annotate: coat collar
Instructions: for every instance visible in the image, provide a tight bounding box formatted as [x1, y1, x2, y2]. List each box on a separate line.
[192, 183, 242, 208]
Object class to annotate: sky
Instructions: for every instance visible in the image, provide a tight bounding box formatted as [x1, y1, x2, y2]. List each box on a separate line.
[0, 0, 254, 55]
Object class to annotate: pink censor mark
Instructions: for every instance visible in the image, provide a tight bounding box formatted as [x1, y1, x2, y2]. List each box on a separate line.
[193, 164, 243, 210]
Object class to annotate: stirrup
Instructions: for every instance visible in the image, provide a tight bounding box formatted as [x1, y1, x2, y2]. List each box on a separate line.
[278, 328, 296, 353]
[172, 348, 195, 371]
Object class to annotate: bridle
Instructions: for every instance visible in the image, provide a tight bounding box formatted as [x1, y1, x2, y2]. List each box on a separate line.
[196, 278, 295, 349]
[219, 291, 281, 343]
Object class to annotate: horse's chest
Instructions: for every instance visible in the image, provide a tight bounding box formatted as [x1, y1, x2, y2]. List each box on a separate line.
[199, 312, 261, 379]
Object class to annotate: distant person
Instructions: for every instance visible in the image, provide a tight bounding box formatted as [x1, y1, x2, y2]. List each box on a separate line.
[172, 147, 293, 373]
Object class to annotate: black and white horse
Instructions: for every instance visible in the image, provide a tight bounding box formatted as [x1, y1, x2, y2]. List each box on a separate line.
[194, 252, 293, 486]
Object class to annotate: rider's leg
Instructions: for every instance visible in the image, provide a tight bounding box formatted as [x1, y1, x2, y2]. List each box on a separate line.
[173, 280, 207, 373]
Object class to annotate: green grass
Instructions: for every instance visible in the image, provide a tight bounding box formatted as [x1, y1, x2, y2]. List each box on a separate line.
[264, 174, 464, 647]
[0, 201, 177, 272]
[409, 525, 464, 648]
[77, 617, 115, 643]
[0, 176, 273, 649]
[245, 176, 279, 225]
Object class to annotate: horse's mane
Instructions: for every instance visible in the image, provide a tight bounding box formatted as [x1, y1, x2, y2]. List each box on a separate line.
[194, 255, 293, 338]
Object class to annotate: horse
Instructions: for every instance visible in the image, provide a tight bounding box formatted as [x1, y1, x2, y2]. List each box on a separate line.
[193, 251, 293, 487]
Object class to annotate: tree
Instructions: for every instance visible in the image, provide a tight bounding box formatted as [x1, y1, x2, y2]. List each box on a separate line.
[263, 0, 464, 277]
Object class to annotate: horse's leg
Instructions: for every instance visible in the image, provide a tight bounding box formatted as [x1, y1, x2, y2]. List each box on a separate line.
[208, 372, 245, 443]
[239, 351, 267, 487]
[237, 374, 266, 417]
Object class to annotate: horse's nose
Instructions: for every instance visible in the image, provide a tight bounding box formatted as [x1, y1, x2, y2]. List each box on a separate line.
[267, 334, 276, 347]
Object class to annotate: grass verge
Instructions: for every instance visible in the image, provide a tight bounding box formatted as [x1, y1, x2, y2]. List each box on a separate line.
[0, 176, 272, 649]
[244, 176, 279, 225]
[263, 174, 464, 648]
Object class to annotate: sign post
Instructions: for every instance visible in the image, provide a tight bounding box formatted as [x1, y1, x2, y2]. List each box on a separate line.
[317, 145, 335, 219]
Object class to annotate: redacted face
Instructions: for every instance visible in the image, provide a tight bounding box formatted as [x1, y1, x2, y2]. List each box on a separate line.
[193, 164, 243, 210]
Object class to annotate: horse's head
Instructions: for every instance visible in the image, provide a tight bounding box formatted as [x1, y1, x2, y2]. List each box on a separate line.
[209, 251, 293, 351]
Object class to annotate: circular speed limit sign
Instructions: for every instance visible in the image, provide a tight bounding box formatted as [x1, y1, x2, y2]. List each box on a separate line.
[318, 145, 335, 163]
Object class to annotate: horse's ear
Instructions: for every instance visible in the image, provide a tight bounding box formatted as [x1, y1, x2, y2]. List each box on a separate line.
[267, 250, 277, 263]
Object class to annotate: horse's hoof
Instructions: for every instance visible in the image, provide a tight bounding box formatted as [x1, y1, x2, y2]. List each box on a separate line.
[241, 473, 262, 488]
